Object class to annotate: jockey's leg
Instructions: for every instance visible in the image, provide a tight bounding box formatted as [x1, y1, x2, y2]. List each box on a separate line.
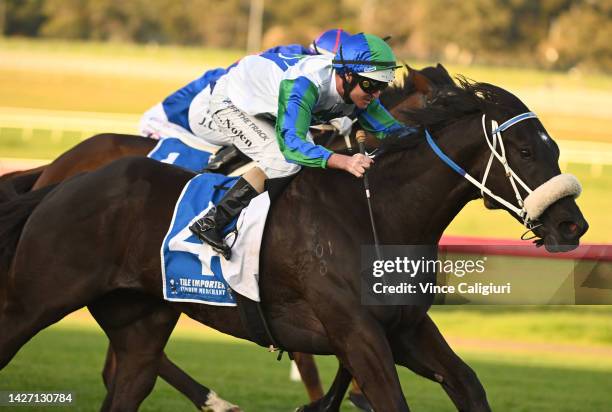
[194, 76, 300, 259]
[201, 145, 252, 175]
[190, 167, 266, 259]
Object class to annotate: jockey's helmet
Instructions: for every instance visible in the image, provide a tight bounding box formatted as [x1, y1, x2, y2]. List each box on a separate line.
[332, 33, 401, 83]
[310, 29, 351, 55]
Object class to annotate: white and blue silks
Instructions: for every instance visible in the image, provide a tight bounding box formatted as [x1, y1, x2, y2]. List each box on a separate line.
[161, 173, 270, 305]
[147, 137, 212, 172]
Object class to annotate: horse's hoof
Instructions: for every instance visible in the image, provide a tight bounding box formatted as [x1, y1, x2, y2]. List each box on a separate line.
[201, 406, 242, 412]
[201, 390, 242, 412]
[348, 392, 373, 412]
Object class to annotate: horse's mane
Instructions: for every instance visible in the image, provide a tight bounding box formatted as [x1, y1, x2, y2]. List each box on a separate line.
[379, 76, 417, 109]
[402, 77, 529, 130]
[377, 77, 529, 156]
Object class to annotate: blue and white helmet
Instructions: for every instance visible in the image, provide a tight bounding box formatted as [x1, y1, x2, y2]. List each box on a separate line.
[310, 29, 351, 55]
[332, 33, 401, 83]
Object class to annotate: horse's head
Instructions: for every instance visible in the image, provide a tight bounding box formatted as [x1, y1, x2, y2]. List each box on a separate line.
[381, 64, 455, 117]
[402, 79, 588, 252]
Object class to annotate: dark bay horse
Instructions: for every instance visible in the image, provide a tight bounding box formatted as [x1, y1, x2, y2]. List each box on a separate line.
[0, 65, 452, 410]
[0, 79, 588, 411]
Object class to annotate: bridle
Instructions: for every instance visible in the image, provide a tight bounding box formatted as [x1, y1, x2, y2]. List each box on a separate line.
[425, 111, 553, 230]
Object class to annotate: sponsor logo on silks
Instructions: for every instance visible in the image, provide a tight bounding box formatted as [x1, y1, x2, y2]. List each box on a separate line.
[362, 65, 377, 73]
[223, 118, 253, 147]
[261, 52, 305, 71]
[198, 112, 218, 131]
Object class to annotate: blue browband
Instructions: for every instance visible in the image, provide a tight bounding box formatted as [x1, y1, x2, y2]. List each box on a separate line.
[492, 111, 537, 134]
[425, 111, 537, 177]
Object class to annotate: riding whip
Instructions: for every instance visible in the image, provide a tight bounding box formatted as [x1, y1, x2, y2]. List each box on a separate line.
[356, 130, 382, 260]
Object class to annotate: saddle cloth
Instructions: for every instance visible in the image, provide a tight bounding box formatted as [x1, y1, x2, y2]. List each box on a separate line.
[161, 173, 270, 306]
[148, 137, 212, 172]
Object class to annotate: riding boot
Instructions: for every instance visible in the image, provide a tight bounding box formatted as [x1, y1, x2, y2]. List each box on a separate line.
[201, 145, 252, 175]
[189, 177, 259, 260]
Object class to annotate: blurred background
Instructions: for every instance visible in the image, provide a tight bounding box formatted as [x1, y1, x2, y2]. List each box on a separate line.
[0, 0, 611, 411]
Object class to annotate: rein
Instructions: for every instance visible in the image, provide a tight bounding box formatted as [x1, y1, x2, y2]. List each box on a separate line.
[425, 111, 581, 232]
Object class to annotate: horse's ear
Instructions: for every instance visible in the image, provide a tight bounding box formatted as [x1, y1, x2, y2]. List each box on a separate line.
[436, 63, 453, 83]
[411, 68, 434, 96]
[405, 63, 415, 83]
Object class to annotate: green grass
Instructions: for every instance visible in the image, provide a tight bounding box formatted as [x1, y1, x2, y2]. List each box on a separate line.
[430, 305, 612, 348]
[1, 318, 611, 411]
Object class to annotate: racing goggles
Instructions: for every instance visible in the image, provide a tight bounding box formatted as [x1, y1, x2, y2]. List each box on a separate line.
[356, 75, 389, 94]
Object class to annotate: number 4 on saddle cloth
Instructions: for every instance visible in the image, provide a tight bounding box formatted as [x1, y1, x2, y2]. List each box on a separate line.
[161, 173, 270, 306]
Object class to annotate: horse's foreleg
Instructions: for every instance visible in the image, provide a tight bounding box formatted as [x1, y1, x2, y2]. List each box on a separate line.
[348, 379, 373, 412]
[297, 362, 352, 412]
[390, 314, 490, 412]
[319, 313, 409, 412]
[102, 344, 117, 390]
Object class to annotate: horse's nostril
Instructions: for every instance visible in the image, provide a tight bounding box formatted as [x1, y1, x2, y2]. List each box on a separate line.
[559, 221, 580, 237]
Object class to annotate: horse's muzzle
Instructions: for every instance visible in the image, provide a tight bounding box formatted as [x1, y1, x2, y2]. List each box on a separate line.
[531, 196, 589, 252]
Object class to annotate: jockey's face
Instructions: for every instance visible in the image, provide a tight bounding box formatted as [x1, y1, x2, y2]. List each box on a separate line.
[346, 73, 382, 109]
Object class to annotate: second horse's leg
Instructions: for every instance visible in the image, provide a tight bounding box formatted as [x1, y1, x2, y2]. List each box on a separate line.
[293, 352, 324, 401]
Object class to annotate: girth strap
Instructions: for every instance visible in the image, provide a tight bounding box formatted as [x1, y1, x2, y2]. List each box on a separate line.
[234, 292, 286, 359]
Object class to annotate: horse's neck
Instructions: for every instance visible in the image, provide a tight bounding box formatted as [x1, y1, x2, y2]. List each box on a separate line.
[371, 118, 484, 244]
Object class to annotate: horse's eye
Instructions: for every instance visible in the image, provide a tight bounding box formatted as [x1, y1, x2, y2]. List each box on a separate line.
[519, 148, 532, 159]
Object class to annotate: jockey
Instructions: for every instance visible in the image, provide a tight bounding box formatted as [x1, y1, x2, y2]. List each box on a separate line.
[139, 29, 351, 173]
[190, 32, 415, 259]
[309, 28, 351, 55]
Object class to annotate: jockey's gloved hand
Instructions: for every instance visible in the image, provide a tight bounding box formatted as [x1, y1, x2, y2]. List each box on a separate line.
[329, 116, 355, 137]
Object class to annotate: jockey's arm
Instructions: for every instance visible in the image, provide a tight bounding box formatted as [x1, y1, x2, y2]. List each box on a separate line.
[276, 76, 373, 178]
[356, 99, 405, 139]
[276, 76, 333, 168]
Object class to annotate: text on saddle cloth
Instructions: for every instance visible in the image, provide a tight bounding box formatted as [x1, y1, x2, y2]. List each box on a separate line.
[161, 172, 270, 306]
